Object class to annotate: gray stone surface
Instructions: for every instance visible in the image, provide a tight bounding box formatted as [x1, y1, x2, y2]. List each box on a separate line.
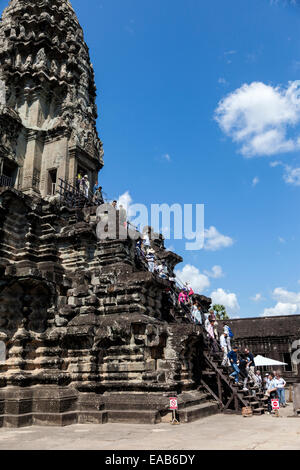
[0, 80, 5, 105]
[0, 405, 298, 450]
[0, 0, 103, 196]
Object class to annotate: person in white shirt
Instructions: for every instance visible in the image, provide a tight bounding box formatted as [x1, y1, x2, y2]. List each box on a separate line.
[83, 175, 90, 198]
[142, 233, 151, 253]
[265, 373, 278, 414]
[157, 261, 168, 279]
[191, 302, 202, 325]
[255, 370, 262, 389]
[146, 249, 155, 273]
[275, 373, 286, 407]
[223, 325, 232, 351]
[220, 332, 230, 366]
[206, 319, 218, 353]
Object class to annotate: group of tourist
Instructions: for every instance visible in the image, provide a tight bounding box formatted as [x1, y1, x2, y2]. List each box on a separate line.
[76, 173, 105, 205]
[136, 239, 172, 281]
[136, 233, 290, 416]
[206, 319, 288, 413]
[263, 372, 287, 412]
[76, 173, 90, 198]
[188, 307, 288, 413]
[178, 284, 195, 305]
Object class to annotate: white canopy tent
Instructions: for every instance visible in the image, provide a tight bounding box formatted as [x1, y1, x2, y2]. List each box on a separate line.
[254, 355, 287, 367]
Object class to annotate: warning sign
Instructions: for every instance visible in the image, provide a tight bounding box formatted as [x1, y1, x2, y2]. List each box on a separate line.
[169, 397, 178, 410]
[272, 399, 280, 410]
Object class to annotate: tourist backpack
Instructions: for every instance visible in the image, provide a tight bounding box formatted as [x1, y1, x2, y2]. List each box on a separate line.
[226, 326, 234, 338]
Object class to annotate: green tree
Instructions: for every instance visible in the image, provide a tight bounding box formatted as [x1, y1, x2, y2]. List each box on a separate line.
[213, 304, 229, 320]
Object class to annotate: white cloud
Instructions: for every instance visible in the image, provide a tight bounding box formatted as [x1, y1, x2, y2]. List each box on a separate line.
[215, 80, 300, 157]
[273, 287, 300, 304]
[269, 160, 300, 186]
[117, 191, 133, 215]
[283, 165, 300, 186]
[210, 288, 240, 314]
[278, 237, 286, 244]
[263, 287, 300, 316]
[175, 264, 210, 293]
[204, 265, 224, 279]
[270, 0, 297, 5]
[162, 153, 171, 162]
[263, 302, 298, 316]
[270, 160, 283, 167]
[252, 176, 259, 186]
[204, 226, 234, 251]
[251, 293, 263, 302]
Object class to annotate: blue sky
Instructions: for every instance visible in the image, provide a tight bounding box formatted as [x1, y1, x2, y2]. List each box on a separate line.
[3, 0, 300, 318]
[62, 0, 300, 318]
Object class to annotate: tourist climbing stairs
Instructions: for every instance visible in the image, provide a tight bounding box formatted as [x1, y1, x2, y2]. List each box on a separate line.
[200, 345, 267, 415]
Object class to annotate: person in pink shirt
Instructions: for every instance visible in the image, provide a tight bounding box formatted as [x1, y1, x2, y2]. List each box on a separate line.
[178, 290, 188, 305]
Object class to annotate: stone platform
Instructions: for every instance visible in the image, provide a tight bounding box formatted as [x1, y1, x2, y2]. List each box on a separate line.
[0, 404, 297, 450]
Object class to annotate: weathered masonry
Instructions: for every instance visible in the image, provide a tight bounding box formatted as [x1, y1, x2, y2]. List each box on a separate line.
[1, 0, 296, 427]
[0, 0, 220, 427]
[0, 0, 103, 197]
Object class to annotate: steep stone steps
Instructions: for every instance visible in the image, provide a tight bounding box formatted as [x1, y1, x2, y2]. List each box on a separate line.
[106, 409, 160, 424]
[178, 402, 219, 423]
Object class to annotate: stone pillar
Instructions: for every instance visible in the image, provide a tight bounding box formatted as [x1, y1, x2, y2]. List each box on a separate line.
[68, 151, 76, 186]
[21, 130, 44, 195]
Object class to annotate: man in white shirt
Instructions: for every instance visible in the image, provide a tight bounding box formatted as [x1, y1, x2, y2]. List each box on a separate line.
[265, 373, 278, 414]
[275, 373, 286, 407]
[220, 332, 230, 366]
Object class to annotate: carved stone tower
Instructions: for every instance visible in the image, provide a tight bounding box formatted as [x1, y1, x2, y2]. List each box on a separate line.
[0, 0, 226, 428]
[0, 0, 103, 197]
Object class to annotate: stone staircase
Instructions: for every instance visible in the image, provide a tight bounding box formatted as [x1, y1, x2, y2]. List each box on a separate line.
[76, 389, 219, 425]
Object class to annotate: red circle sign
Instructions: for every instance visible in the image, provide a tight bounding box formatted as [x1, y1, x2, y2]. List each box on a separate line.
[272, 399, 280, 410]
[169, 397, 178, 410]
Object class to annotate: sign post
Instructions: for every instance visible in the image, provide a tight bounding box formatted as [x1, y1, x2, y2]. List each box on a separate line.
[169, 397, 179, 425]
[272, 398, 280, 417]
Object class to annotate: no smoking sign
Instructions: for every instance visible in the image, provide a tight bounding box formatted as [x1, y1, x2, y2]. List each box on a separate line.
[169, 397, 178, 410]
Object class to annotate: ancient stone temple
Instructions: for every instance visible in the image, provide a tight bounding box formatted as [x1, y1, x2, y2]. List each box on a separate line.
[0, 0, 225, 427]
[0, 0, 103, 197]
[1, 0, 272, 427]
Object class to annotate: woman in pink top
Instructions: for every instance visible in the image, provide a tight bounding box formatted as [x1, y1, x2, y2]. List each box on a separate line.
[178, 291, 187, 304]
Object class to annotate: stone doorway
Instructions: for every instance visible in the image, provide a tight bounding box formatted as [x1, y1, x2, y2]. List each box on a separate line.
[47, 168, 57, 195]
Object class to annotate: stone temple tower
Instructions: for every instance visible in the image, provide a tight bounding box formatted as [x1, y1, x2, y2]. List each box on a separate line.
[0, 0, 103, 197]
[0, 0, 247, 428]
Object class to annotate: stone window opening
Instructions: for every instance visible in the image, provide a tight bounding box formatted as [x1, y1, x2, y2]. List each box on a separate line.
[47, 168, 57, 195]
[0, 157, 18, 187]
[283, 352, 293, 373]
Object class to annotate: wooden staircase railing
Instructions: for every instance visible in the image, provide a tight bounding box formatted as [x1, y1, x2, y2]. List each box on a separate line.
[200, 339, 267, 415]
